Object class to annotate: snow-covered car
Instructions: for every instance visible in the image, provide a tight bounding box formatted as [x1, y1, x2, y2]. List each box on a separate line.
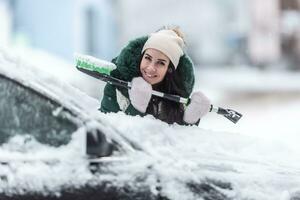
[1, 49, 300, 200]
[0, 51, 142, 199]
[0, 50, 234, 200]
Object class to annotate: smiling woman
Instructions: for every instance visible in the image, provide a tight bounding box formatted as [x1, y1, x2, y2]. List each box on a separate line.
[100, 26, 211, 125]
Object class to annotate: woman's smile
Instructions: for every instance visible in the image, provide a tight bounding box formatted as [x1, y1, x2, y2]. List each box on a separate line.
[142, 70, 157, 78]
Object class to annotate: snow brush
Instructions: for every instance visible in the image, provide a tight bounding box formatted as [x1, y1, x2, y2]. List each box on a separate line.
[75, 53, 242, 124]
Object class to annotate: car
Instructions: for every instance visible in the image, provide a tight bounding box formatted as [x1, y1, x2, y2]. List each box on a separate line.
[3, 49, 300, 200]
[0, 50, 234, 200]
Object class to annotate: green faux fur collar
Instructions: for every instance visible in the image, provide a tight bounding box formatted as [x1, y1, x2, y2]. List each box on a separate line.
[110, 36, 195, 97]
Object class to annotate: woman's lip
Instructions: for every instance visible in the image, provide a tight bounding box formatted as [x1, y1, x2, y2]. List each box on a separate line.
[143, 70, 156, 78]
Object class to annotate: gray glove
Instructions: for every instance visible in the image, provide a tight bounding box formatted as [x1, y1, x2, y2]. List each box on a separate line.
[183, 91, 211, 124]
[128, 77, 152, 113]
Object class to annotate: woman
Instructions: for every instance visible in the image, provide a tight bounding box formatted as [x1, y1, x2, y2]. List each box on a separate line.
[100, 27, 210, 125]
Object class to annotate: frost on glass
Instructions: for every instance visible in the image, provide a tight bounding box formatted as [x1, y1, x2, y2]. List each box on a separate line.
[0, 75, 78, 147]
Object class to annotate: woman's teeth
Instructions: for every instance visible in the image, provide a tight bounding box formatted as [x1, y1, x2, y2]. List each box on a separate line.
[145, 72, 155, 78]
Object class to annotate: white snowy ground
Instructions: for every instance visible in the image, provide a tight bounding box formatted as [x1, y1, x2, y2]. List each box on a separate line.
[0, 48, 300, 199]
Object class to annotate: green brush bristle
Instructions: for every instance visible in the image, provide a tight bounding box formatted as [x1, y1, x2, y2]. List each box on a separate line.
[74, 53, 116, 75]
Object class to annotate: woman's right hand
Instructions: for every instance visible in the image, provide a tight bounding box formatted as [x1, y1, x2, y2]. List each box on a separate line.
[128, 77, 152, 113]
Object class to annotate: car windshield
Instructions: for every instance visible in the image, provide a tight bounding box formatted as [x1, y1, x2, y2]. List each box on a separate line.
[0, 75, 78, 147]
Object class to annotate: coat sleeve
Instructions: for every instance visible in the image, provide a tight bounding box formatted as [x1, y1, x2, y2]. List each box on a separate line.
[124, 104, 146, 116]
[100, 83, 120, 113]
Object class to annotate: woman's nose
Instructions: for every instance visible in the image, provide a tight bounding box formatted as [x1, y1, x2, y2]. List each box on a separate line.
[146, 62, 156, 72]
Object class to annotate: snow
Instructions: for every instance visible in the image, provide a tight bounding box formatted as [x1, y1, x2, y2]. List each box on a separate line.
[0, 46, 105, 99]
[0, 46, 100, 115]
[74, 53, 117, 72]
[1, 48, 300, 199]
[99, 112, 300, 200]
[0, 130, 92, 195]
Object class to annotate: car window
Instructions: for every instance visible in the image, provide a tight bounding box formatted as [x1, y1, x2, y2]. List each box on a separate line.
[0, 75, 78, 147]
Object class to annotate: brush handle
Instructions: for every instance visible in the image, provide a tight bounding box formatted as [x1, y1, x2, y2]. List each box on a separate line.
[127, 82, 189, 104]
[77, 66, 189, 103]
[76, 66, 242, 123]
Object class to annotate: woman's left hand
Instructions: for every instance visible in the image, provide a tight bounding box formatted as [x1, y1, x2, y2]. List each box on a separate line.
[183, 91, 211, 124]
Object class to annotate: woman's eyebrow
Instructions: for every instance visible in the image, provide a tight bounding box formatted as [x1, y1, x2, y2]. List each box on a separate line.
[145, 53, 152, 58]
[157, 58, 167, 62]
[145, 53, 166, 62]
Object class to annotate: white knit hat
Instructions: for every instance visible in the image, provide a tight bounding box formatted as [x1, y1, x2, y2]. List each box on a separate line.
[142, 29, 184, 69]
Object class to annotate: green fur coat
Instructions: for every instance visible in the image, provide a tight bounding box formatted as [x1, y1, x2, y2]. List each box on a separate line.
[100, 36, 195, 124]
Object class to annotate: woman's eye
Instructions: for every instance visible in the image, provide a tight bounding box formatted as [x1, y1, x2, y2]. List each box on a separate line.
[158, 61, 166, 66]
[145, 56, 151, 61]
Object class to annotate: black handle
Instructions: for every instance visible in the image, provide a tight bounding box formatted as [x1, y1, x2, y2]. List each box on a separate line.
[77, 66, 243, 123]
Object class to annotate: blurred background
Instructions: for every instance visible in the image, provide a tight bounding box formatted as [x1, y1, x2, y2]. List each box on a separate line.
[0, 0, 300, 149]
[2, 0, 300, 69]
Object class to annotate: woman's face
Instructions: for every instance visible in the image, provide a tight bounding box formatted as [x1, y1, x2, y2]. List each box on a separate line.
[140, 48, 170, 85]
